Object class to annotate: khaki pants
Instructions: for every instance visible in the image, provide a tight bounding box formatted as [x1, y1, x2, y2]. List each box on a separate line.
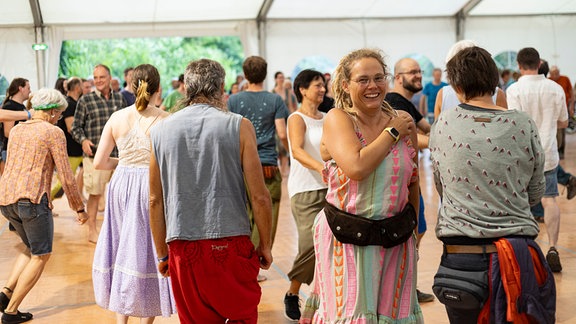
[82, 157, 113, 196]
[287, 189, 327, 284]
[246, 167, 282, 248]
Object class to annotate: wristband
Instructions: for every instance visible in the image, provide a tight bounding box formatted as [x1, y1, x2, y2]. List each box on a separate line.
[157, 255, 169, 263]
[26, 110, 31, 120]
[384, 127, 400, 142]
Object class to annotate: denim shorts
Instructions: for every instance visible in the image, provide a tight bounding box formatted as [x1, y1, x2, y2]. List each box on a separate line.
[1, 193, 54, 255]
[544, 167, 559, 197]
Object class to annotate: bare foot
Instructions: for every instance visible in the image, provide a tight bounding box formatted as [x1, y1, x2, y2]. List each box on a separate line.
[88, 231, 99, 244]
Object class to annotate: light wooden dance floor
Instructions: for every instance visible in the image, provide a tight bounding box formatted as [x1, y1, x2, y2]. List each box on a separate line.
[1, 135, 575, 323]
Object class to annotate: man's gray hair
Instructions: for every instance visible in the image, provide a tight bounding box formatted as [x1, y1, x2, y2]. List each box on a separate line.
[183, 59, 226, 108]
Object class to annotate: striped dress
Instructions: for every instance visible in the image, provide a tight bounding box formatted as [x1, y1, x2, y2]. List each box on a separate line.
[302, 130, 423, 324]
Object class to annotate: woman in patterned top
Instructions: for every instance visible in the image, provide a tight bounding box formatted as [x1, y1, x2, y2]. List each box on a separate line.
[301, 48, 421, 323]
[0, 88, 87, 324]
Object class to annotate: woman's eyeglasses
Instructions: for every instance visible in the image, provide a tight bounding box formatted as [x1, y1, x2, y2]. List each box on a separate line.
[351, 74, 392, 86]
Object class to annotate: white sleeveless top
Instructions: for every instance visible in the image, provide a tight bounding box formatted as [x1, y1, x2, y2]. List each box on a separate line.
[116, 117, 158, 168]
[287, 111, 327, 198]
[441, 85, 499, 113]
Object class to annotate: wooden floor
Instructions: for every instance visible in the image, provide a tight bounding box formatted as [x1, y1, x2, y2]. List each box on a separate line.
[1, 135, 576, 323]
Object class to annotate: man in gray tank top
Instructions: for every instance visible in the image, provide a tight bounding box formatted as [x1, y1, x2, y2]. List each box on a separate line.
[149, 59, 273, 323]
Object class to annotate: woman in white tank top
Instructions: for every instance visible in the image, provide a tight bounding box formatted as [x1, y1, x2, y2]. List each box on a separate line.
[283, 69, 328, 321]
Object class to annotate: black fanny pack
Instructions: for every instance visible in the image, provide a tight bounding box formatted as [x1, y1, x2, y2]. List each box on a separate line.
[324, 201, 416, 248]
[433, 265, 489, 309]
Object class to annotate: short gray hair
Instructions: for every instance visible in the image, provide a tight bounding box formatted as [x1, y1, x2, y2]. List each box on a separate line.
[30, 88, 68, 111]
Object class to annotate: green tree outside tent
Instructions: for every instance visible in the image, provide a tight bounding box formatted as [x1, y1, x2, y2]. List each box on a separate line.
[59, 36, 245, 95]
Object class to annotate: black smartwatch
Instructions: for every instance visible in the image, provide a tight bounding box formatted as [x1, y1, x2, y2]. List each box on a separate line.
[384, 127, 400, 142]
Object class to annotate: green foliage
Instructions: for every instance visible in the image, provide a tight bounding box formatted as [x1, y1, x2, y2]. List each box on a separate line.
[59, 36, 245, 94]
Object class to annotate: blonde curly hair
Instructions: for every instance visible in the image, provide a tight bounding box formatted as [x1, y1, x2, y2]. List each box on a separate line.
[332, 48, 395, 117]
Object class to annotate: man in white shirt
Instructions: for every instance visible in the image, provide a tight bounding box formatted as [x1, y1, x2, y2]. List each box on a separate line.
[506, 47, 568, 272]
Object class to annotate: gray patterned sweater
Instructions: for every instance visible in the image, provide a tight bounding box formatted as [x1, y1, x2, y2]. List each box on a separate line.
[430, 104, 545, 239]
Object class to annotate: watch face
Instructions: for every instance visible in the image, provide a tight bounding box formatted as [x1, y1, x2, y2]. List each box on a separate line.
[390, 127, 400, 137]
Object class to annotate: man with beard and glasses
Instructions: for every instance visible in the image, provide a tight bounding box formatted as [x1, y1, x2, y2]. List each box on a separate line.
[385, 57, 434, 303]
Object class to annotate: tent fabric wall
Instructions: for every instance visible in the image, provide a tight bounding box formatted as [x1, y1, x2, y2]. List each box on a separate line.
[466, 15, 576, 76]
[264, 16, 576, 87]
[0, 21, 259, 91]
[264, 18, 457, 87]
[0, 28, 38, 90]
[2, 16, 576, 92]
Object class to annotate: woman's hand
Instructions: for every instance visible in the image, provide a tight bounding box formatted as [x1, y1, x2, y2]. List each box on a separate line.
[388, 110, 415, 139]
[76, 211, 88, 225]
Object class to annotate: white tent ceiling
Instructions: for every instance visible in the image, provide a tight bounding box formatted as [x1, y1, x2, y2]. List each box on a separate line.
[1, 0, 576, 89]
[3, 0, 576, 26]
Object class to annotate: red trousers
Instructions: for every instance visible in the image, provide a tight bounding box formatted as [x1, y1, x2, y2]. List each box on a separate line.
[168, 236, 261, 324]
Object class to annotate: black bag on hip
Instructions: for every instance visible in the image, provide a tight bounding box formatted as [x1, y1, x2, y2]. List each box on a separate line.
[432, 264, 489, 310]
[324, 201, 416, 248]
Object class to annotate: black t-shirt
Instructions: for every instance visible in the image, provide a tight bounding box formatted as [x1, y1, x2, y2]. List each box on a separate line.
[1, 99, 27, 151]
[58, 96, 83, 157]
[318, 95, 334, 113]
[384, 92, 423, 124]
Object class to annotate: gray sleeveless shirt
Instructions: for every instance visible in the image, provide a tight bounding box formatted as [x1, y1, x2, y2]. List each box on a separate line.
[150, 104, 250, 242]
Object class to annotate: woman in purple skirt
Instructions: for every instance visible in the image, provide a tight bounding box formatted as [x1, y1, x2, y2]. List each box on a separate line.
[92, 64, 175, 323]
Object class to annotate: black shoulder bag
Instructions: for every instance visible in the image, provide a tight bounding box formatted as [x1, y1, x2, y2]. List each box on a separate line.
[324, 201, 416, 248]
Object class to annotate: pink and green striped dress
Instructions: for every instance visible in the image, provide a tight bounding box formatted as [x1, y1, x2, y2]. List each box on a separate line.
[302, 130, 423, 324]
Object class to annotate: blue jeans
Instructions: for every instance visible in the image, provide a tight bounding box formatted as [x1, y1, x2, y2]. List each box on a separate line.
[1, 193, 54, 255]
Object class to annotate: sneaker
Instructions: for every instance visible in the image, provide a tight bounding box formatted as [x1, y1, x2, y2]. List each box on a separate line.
[0, 292, 9, 313]
[257, 274, 267, 282]
[1, 311, 33, 324]
[546, 247, 562, 273]
[417, 289, 434, 303]
[567, 176, 576, 200]
[284, 293, 301, 321]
